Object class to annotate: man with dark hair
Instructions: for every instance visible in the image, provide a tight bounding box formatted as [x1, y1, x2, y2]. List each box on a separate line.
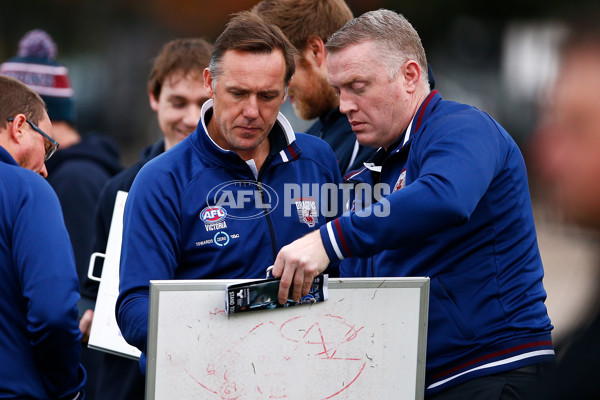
[117, 11, 341, 371]
[146, 37, 213, 152]
[0, 75, 86, 399]
[87, 37, 213, 400]
[273, 9, 553, 399]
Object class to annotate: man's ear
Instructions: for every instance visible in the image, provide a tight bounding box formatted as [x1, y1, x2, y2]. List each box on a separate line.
[403, 60, 422, 93]
[203, 68, 215, 98]
[148, 88, 159, 112]
[304, 35, 327, 68]
[8, 114, 27, 143]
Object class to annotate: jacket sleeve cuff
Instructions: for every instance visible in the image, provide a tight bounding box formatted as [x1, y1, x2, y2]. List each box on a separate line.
[319, 219, 351, 261]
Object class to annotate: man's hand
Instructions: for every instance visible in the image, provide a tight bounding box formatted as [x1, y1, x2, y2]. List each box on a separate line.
[79, 309, 94, 344]
[272, 230, 330, 304]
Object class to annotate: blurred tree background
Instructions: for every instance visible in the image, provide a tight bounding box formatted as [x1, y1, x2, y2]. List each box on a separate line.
[0, 0, 593, 164]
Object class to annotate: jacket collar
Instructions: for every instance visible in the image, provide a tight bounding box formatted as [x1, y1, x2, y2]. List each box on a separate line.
[408, 90, 440, 143]
[195, 99, 301, 172]
[0, 146, 18, 166]
[344, 90, 441, 182]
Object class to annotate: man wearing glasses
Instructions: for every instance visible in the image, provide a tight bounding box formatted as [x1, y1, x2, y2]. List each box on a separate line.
[2, 113, 57, 178]
[0, 75, 85, 399]
[7, 116, 59, 162]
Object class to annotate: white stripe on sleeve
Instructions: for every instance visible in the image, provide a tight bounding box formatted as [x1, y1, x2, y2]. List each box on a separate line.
[326, 222, 344, 260]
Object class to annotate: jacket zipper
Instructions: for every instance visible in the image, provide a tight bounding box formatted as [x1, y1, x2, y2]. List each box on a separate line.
[256, 180, 278, 261]
[256, 155, 278, 262]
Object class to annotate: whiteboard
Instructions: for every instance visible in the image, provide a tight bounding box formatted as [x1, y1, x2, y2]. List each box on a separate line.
[147, 277, 429, 400]
[88, 190, 141, 359]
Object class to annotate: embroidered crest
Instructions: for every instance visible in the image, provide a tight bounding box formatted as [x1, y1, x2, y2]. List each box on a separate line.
[200, 205, 228, 232]
[393, 169, 407, 192]
[294, 197, 318, 228]
[200, 206, 227, 223]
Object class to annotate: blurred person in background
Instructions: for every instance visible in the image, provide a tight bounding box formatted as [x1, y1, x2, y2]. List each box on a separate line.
[87, 37, 213, 400]
[0, 29, 123, 399]
[527, 10, 600, 400]
[0, 75, 86, 400]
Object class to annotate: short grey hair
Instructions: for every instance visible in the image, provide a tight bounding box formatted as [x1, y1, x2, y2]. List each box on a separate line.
[326, 9, 428, 83]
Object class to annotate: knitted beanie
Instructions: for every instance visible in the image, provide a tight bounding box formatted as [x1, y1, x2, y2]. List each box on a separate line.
[0, 30, 75, 123]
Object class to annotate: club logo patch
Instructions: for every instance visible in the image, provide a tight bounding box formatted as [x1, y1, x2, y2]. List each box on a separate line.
[393, 169, 407, 192]
[294, 197, 318, 228]
[200, 206, 228, 232]
[200, 206, 227, 223]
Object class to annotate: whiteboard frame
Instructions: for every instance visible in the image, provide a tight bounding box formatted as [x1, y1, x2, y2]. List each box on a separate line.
[87, 190, 141, 360]
[147, 277, 429, 399]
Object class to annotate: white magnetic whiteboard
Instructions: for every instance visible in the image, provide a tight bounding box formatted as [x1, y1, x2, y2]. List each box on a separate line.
[88, 190, 141, 359]
[147, 277, 429, 400]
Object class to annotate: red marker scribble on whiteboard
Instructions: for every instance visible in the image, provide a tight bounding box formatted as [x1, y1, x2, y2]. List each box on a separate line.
[249, 323, 264, 334]
[279, 314, 367, 398]
[185, 313, 368, 399]
[209, 308, 226, 319]
[323, 361, 366, 399]
[256, 384, 288, 399]
[280, 314, 364, 360]
[185, 368, 241, 400]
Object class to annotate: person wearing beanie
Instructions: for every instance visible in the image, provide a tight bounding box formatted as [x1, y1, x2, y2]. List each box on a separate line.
[0, 29, 76, 124]
[1, 29, 123, 400]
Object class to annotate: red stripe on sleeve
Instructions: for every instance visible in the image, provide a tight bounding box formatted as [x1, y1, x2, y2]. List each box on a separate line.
[334, 218, 352, 257]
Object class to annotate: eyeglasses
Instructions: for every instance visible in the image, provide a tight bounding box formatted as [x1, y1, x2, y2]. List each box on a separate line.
[7, 117, 59, 161]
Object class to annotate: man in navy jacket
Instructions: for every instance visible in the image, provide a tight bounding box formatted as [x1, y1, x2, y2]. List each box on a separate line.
[117, 12, 341, 372]
[0, 30, 123, 398]
[272, 9, 554, 399]
[0, 75, 85, 399]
